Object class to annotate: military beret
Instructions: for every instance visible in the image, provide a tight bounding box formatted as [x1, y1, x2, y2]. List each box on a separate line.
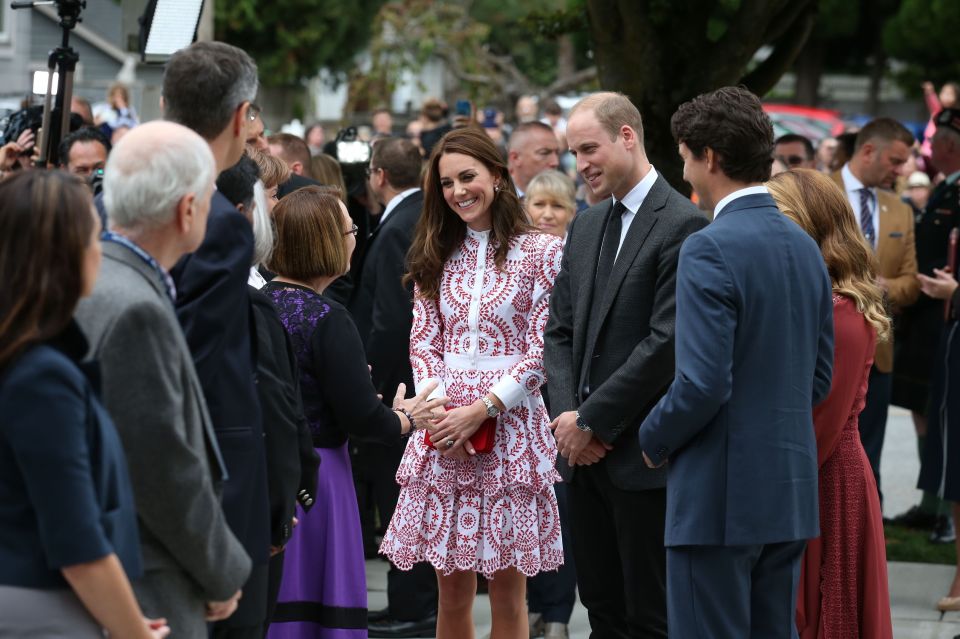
[936, 108, 960, 136]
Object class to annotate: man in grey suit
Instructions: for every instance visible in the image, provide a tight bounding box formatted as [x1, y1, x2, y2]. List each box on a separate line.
[75, 121, 251, 638]
[543, 92, 707, 637]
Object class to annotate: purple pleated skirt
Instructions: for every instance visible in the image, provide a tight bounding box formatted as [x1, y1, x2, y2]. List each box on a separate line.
[267, 443, 368, 639]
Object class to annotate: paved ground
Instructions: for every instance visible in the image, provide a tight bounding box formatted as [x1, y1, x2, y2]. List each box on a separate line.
[364, 407, 960, 637]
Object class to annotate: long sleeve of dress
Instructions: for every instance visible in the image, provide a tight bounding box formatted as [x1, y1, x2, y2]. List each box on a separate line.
[489, 235, 563, 411]
[313, 304, 402, 445]
[410, 284, 448, 399]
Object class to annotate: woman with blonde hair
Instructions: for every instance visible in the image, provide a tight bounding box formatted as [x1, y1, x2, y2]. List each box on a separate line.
[524, 169, 576, 238]
[767, 168, 893, 639]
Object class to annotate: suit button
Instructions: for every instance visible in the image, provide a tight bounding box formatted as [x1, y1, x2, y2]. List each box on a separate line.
[305, 497, 314, 506]
[657, 447, 667, 456]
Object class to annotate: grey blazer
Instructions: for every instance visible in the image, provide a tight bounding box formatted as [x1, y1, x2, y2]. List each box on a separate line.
[544, 175, 708, 491]
[75, 242, 251, 634]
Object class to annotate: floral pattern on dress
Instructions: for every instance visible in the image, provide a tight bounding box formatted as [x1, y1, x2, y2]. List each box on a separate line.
[380, 229, 565, 577]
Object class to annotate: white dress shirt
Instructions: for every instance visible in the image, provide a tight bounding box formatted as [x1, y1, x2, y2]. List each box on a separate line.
[841, 164, 879, 249]
[380, 187, 420, 225]
[611, 166, 659, 258]
[714, 185, 770, 219]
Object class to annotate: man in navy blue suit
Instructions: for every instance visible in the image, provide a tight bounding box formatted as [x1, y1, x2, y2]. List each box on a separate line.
[638, 87, 834, 638]
[164, 42, 271, 639]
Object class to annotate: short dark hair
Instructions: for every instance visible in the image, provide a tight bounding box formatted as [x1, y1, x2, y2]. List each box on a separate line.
[671, 86, 774, 183]
[509, 121, 556, 151]
[371, 137, 422, 190]
[774, 133, 814, 160]
[0, 171, 95, 370]
[217, 154, 260, 212]
[162, 41, 258, 140]
[267, 133, 313, 178]
[58, 127, 111, 167]
[854, 117, 914, 153]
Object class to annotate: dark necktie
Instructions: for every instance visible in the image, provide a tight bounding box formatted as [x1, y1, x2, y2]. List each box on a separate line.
[859, 187, 875, 247]
[588, 201, 627, 330]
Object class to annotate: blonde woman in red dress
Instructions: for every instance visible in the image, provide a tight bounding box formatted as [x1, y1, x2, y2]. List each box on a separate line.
[768, 169, 893, 639]
[380, 127, 564, 638]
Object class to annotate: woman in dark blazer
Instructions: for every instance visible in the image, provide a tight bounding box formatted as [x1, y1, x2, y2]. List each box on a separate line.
[0, 171, 167, 638]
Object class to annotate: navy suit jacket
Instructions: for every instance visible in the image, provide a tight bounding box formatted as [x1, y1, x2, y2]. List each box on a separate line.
[171, 191, 270, 565]
[638, 192, 834, 547]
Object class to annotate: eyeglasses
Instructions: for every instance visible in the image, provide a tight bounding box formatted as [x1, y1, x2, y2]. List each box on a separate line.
[246, 103, 262, 122]
[776, 154, 806, 167]
[344, 223, 359, 236]
[365, 166, 380, 178]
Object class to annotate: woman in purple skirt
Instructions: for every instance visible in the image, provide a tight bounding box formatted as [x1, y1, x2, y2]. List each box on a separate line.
[263, 188, 446, 639]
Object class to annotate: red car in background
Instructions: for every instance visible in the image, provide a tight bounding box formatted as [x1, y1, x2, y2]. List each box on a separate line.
[763, 104, 847, 142]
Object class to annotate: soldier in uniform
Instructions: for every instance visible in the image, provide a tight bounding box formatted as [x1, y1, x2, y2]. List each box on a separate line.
[892, 108, 960, 541]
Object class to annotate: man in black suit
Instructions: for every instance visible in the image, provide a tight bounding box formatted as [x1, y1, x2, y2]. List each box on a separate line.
[163, 41, 271, 639]
[543, 92, 707, 637]
[348, 137, 439, 638]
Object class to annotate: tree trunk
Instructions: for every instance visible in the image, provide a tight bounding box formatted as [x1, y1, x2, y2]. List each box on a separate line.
[794, 37, 825, 106]
[557, 35, 576, 83]
[585, 0, 815, 195]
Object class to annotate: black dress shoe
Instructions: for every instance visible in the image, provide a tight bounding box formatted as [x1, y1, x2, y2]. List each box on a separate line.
[368, 614, 438, 638]
[367, 607, 390, 623]
[884, 505, 938, 530]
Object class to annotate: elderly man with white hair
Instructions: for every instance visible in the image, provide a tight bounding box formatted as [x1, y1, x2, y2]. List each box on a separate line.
[75, 120, 252, 639]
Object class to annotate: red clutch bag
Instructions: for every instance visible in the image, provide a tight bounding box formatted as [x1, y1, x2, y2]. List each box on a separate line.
[424, 407, 497, 454]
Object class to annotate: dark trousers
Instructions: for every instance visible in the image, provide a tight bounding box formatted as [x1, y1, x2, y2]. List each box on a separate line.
[667, 540, 806, 639]
[263, 551, 285, 635]
[528, 481, 578, 623]
[211, 561, 268, 639]
[367, 439, 438, 621]
[568, 462, 667, 638]
[858, 366, 892, 501]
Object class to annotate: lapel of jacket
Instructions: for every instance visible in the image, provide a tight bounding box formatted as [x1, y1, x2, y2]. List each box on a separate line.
[571, 202, 609, 365]
[876, 191, 891, 262]
[103, 241, 168, 300]
[583, 176, 666, 349]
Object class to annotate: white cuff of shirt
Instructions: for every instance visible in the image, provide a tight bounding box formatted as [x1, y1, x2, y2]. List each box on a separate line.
[490, 375, 526, 412]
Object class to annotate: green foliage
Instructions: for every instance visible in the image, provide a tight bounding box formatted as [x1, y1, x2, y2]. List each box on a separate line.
[215, 0, 387, 87]
[885, 0, 960, 91]
[884, 524, 956, 565]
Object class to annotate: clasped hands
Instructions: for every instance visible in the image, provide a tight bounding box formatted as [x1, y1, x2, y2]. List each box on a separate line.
[391, 381, 494, 460]
[550, 411, 613, 466]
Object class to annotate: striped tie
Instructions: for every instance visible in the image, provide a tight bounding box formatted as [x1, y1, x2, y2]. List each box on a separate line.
[859, 188, 875, 247]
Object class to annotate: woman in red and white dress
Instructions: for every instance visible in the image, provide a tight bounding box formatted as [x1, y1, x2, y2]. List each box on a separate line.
[380, 127, 564, 637]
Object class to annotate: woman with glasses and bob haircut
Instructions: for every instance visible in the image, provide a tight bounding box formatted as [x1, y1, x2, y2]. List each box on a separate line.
[0, 171, 167, 638]
[263, 187, 445, 638]
[379, 127, 565, 636]
[768, 168, 893, 639]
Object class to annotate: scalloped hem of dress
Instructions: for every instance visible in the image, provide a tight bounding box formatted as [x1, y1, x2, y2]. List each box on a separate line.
[379, 545, 565, 579]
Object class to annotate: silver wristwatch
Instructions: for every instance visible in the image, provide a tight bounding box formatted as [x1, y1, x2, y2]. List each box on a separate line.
[481, 396, 501, 418]
[575, 410, 592, 432]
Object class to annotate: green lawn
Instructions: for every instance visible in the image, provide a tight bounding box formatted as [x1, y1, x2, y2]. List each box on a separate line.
[885, 524, 957, 565]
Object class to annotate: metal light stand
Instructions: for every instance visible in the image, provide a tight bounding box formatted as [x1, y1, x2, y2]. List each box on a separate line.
[10, 0, 85, 166]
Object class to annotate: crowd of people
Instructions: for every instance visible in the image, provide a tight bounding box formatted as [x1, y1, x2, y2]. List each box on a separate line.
[4, 36, 960, 639]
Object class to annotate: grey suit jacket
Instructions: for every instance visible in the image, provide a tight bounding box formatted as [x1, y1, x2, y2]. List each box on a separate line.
[75, 242, 251, 612]
[543, 174, 708, 490]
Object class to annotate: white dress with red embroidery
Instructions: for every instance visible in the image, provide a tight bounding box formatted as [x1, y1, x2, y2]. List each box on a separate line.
[380, 228, 565, 578]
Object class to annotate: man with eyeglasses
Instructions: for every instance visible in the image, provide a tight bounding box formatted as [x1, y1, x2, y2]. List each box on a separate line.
[774, 133, 816, 170]
[162, 41, 273, 639]
[58, 127, 110, 179]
